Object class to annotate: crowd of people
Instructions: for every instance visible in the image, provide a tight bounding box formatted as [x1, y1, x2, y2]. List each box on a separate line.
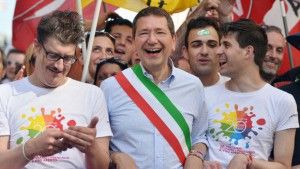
[0, 0, 299, 169]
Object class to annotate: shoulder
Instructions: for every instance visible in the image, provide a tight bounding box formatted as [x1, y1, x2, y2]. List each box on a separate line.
[265, 84, 296, 104]
[173, 67, 203, 86]
[68, 78, 104, 95]
[100, 68, 132, 89]
[0, 78, 28, 97]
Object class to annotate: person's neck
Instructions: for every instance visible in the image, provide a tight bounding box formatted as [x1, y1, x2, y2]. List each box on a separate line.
[226, 69, 266, 92]
[144, 64, 171, 84]
[198, 72, 220, 87]
[28, 73, 67, 89]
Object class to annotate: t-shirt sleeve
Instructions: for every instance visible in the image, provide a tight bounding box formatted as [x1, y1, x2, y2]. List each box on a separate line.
[191, 85, 208, 146]
[92, 88, 112, 138]
[276, 93, 299, 131]
[0, 89, 10, 136]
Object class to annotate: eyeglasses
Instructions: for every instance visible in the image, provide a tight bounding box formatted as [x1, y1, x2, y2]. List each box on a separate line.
[40, 43, 77, 65]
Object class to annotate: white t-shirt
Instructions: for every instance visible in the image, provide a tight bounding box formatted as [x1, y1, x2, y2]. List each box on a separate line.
[205, 83, 298, 168]
[204, 74, 230, 89]
[0, 77, 112, 169]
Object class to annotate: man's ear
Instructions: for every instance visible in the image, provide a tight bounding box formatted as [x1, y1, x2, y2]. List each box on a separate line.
[76, 47, 84, 65]
[182, 46, 189, 60]
[245, 45, 255, 60]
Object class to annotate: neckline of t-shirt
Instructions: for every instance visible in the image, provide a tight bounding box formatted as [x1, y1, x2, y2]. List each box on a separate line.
[222, 82, 270, 96]
[25, 77, 71, 92]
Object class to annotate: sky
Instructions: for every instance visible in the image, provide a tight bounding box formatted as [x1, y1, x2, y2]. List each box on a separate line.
[0, 0, 16, 45]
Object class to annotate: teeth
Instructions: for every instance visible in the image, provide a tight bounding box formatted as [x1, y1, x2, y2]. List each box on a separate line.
[116, 49, 125, 54]
[145, 49, 161, 53]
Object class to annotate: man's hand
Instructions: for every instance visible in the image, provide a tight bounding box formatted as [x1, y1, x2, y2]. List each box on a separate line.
[110, 152, 137, 169]
[25, 128, 66, 159]
[62, 117, 98, 153]
[227, 154, 249, 169]
[14, 65, 25, 81]
[203, 160, 222, 169]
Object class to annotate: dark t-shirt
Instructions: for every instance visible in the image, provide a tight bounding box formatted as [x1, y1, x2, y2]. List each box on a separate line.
[280, 81, 300, 166]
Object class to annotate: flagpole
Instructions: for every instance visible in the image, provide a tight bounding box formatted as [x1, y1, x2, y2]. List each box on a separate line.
[81, 0, 102, 82]
[102, 1, 107, 13]
[279, 0, 294, 68]
[76, 0, 87, 64]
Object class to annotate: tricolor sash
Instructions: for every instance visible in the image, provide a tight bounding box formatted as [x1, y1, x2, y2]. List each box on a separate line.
[115, 64, 191, 165]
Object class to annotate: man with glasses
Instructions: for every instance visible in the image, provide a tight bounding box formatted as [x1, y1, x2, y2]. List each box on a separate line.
[1, 48, 25, 83]
[0, 11, 112, 169]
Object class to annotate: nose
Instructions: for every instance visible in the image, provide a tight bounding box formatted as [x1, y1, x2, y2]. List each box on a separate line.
[216, 45, 223, 56]
[118, 36, 126, 46]
[96, 50, 106, 61]
[54, 58, 65, 71]
[200, 45, 209, 56]
[147, 32, 158, 45]
[266, 48, 276, 60]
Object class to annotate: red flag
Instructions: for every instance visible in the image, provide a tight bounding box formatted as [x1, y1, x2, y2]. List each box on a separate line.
[233, 0, 300, 74]
[13, 0, 117, 52]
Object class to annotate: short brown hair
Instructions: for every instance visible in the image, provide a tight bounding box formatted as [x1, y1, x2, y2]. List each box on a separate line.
[132, 7, 175, 37]
[37, 10, 84, 45]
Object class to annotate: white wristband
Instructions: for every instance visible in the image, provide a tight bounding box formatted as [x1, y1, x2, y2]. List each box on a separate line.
[22, 141, 31, 161]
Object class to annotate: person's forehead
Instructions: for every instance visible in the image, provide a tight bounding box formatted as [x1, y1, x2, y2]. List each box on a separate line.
[221, 33, 237, 42]
[267, 31, 285, 47]
[8, 52, 25, 59]
[94, 36, 114, 46]
[100, 63, 122, 72]
[111, 25, 132, 33]
[136, 15, 169, 28]
[189, 26, 219, 41]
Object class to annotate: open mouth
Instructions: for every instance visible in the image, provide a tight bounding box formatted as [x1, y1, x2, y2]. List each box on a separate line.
[218, 54, 227, 67]
[145, 48, 162, 54]
[49, 67, 63, 74]
[115, 48, 126, 55]
[198, 58, 210, 64]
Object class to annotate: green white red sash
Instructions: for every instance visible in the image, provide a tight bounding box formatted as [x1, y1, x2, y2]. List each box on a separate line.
[115, 64, 191, 165]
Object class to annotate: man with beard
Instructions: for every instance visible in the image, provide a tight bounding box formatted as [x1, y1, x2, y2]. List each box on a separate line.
[261, 25, 286, 83]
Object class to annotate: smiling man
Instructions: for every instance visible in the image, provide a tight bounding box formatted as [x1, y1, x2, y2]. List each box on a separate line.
[0, 11, 111, 169]
[205, 19, 298, 169]
[261, 25, 286, 83]
[84, 31, 115, 84]
[105, 17, 134, 64]
[101, 7, 209, 169]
